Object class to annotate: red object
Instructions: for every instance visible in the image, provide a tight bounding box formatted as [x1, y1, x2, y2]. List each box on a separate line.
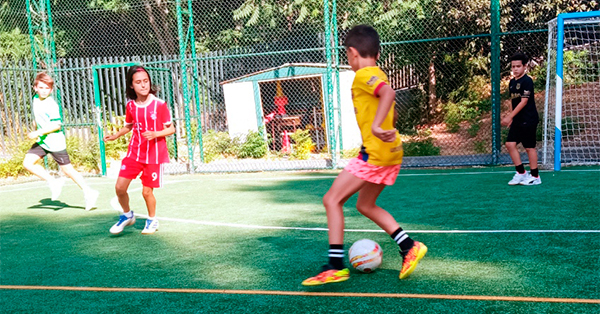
[119, 157, 164, 188]
[124, 95, 172, 164]
[264, 112, 276, 124]
[274, 95, 288, 115]
[281, 130, 291, 153]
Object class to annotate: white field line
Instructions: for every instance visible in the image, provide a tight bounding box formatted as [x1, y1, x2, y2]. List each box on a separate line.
[124, 212, 599, 234]
[2, 169, 598, 193]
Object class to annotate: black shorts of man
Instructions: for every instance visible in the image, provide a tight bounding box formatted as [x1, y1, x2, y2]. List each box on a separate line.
[502, 53, 541, 186]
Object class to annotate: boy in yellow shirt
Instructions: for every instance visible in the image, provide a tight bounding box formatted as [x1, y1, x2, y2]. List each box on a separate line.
[302, 25, 427, 286]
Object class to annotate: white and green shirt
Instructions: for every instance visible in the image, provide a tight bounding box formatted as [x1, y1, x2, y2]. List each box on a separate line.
[32, 95, 66, 151]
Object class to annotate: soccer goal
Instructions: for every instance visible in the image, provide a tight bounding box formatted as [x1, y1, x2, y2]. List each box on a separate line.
[543, 11, 600, 170]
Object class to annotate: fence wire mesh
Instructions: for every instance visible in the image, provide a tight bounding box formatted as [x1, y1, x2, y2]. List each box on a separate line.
[543, 15, 600, 169]
[0, 0, 598, 181]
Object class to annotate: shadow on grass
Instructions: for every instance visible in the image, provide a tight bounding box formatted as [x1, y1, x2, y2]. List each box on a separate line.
[27, 198, 85, 211]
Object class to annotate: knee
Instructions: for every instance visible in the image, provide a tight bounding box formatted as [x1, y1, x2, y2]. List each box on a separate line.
[142, 188, 153, 199]
[115, 185, 128, 197]
[356, 203, 374, 216]
[322, 193, 339, 210]
[505, 142, 516, 150]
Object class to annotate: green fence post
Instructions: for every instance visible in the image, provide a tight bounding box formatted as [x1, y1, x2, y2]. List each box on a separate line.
[253, 81, 264, 137]
[92, 66, 107, 176]
[176, 0, 195, 172]
[491, 0, 501, 165]
[323, 0, 337, 168]
[187, 0, 204, 163]
[332, 0, 343, 156]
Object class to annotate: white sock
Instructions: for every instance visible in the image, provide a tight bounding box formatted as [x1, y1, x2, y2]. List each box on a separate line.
[124, 211, 134, 218]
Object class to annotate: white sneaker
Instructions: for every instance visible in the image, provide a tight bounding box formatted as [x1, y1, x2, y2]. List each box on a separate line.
[142, 219, 159, 234]
[520, 174, 542, 185]
[508, 172, 528, 185]
[50, 178, 65, 201]
[84, 189, 99, 211]
[109, 212, 136, 234]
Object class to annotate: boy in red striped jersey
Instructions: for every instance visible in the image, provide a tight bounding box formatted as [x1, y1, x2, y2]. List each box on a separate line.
[104, 66, 175, 235]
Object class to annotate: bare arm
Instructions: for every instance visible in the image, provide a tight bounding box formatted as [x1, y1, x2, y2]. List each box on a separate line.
[371, 84, 397, 142]
[104, 124, 133, 141]
[502, 98, 528, 126]
[142, 123, 175, 140]
[27, 122, 61, 139]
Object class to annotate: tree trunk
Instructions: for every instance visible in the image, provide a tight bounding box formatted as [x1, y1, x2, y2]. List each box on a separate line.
[142, 0, 177, 56]
[427, 56, 437, 121]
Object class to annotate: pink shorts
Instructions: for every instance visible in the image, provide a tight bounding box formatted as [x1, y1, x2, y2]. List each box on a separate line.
[119, 158, 164, 188]
[344, 157, 401, 185]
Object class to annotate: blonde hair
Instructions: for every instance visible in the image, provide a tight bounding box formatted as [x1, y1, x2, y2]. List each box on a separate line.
[33, 72, 54, 89]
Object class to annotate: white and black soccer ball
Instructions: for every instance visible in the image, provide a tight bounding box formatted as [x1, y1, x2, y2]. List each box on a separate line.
[348, 239, 383, 273]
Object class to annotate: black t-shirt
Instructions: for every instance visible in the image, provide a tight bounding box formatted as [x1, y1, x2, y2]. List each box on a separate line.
[509, 75, 539, 125]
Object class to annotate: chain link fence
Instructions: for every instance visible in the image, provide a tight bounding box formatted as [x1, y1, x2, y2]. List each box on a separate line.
[0, 0, 598, 180]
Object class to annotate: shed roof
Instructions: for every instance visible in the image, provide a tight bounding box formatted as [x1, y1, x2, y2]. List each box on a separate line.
[220, 63, 351, 85]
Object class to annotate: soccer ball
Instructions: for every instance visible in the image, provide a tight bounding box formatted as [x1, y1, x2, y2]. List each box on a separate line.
[348, 239, 383, 273]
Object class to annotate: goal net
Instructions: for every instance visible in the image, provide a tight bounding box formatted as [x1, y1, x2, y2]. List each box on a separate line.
[543, 11, 600, 170]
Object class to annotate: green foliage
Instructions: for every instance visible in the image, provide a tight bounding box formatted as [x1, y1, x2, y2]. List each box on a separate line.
[402, 128, 441, 156]
[442, 74, 490, 135]
[442, 70, 489, 133]
[562, 116, 585, 137]
[444, 102, 463, 133]
[104, 117, 130, 159]
[202, 130, 268, 162]
[0, 28, 31, 60]
[395, 89, 426, 135]
[501, 127, 509, 144]
[289, 129, 314, 160]
[238, 130, 268, 159]
[61, 137, 99, 172]
[0, 136, 99, 178]
[202, 130, 238, 163]
[467, 122, 480, 138]
[0, 141, 32, 178]
[474, 140, 488, 154]
[403, 138, 441, 156]
[528, 61, 548, 92]
[563, 50, 598, 86]
[444, 100, 482, 133]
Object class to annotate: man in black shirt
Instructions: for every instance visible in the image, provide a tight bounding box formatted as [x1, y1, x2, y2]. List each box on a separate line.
[502, 52, 541, 185]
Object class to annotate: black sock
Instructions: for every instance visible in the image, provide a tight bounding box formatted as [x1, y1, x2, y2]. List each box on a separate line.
[328, 244, 345, 269]
[391, 228, 414, 256]
[515, 164, 525, 174]
[531, 168, 539, 177]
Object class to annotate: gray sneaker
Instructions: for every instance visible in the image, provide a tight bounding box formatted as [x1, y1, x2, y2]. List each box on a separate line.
[508, 172, 528, 185]
[520, 174, 542, 185]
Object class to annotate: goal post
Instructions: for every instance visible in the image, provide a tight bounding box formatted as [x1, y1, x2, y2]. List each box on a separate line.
[543, 11, 600, 171]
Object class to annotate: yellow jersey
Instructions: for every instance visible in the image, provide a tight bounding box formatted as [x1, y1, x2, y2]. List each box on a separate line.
[351, 66, 403, 166]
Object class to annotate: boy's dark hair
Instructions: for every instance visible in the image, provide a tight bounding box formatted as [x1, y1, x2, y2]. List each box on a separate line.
[343, 25, 380, 58]
[510, 52, 529, 65]
[125, 65, 156, 100]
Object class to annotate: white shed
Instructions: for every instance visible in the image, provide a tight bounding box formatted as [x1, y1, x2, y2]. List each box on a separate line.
[220, 63, 361, 152]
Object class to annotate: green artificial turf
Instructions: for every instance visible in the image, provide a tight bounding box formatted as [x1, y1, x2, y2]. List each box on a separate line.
[1, 167, 598, 313]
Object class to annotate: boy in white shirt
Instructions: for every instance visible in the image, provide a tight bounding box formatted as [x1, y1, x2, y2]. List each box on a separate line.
[23, 72, 99, 210]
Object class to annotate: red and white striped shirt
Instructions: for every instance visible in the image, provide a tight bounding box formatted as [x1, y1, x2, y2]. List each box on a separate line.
[124, 94, 172, 164]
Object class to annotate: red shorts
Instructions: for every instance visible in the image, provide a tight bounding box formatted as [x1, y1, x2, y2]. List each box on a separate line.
[119, 157, 164, 188]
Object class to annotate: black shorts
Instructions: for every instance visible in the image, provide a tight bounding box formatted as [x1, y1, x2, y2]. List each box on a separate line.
[27, 143, 71, 166]
[506, 122, 538, 149]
